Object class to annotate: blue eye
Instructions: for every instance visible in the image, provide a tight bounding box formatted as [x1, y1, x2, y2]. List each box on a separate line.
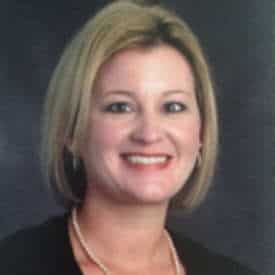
[105, 102, 131, 113]
[164, 102, 187, 113]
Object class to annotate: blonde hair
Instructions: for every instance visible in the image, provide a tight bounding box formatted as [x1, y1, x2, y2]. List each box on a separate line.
[41, 0, 218, 210]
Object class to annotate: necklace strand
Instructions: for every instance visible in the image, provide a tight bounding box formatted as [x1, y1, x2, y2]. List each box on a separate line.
[71, 208, 181, 275]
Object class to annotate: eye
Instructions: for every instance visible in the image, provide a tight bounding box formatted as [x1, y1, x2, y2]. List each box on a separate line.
[163, 102, 187, 113]
[104, 102, 132, 113]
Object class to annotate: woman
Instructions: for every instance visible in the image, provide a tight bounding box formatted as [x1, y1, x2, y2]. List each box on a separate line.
[0, 1, 258, 274]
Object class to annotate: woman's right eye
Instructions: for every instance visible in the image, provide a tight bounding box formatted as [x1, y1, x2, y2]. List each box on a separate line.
[104, 102, 132, 113]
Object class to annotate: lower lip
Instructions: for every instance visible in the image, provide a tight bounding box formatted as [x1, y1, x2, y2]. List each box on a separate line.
[121, 156, 172, 171]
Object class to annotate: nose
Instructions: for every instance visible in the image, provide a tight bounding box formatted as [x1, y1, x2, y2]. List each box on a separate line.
[130, 112, 163, 145]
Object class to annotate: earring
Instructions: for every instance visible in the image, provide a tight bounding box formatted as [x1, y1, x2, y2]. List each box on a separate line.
[72, 156, 80, 171]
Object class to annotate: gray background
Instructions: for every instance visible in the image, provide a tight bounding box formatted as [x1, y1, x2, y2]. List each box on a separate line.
[0, 1, 273, 274]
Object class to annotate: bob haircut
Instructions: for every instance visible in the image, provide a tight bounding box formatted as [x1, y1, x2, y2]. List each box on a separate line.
[41, 0, 218, 210]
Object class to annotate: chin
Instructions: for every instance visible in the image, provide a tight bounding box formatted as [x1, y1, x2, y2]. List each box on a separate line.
[117, 184, 179, 206]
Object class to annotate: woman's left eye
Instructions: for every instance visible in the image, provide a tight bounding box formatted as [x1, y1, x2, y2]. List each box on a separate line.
[163, 102, 187, 113]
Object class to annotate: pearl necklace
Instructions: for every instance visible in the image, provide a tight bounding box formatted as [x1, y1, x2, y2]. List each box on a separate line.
[71, 208, 181, 275]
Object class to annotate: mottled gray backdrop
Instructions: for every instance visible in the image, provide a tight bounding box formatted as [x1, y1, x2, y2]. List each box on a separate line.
[0, 1, 273, 274]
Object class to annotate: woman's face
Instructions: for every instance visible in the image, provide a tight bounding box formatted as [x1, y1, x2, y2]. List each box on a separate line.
[80, 44, 201, 206]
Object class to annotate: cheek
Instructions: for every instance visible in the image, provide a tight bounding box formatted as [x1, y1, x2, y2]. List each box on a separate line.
[81, 120, 123, 177]
[187, 121, 201, 145]
[173, 117, 201, 148]
[87, 119, 126, 151]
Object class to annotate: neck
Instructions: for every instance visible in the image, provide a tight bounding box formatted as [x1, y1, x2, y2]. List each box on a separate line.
[72, 188, 170, 272]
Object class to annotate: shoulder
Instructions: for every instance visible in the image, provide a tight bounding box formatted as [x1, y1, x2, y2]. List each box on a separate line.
[169, 229, 259, 275]
[0, 214, 69, 275]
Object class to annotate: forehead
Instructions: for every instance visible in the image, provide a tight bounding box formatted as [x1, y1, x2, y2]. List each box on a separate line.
[93, 44, 195, 95]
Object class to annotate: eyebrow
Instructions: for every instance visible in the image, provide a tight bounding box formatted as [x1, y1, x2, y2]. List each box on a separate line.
[162, 89, 191, 97]
[101, 89, 191, 98]
[102, 90, 133, 97]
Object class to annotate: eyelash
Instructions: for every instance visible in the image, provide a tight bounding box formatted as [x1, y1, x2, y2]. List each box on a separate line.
[104, 101, 187, 114]
[163, 102, 187, 113]
[104, 102, 132, 113]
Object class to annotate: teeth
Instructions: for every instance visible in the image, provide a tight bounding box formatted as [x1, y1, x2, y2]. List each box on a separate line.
[125, 155, 168, 164]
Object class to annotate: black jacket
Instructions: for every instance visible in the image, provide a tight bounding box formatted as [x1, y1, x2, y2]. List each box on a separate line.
[0, 215, 258, 275]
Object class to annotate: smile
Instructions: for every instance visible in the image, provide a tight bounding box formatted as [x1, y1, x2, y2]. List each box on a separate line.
[125, 155, 168, 164]
[121, 153, 172, 169]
